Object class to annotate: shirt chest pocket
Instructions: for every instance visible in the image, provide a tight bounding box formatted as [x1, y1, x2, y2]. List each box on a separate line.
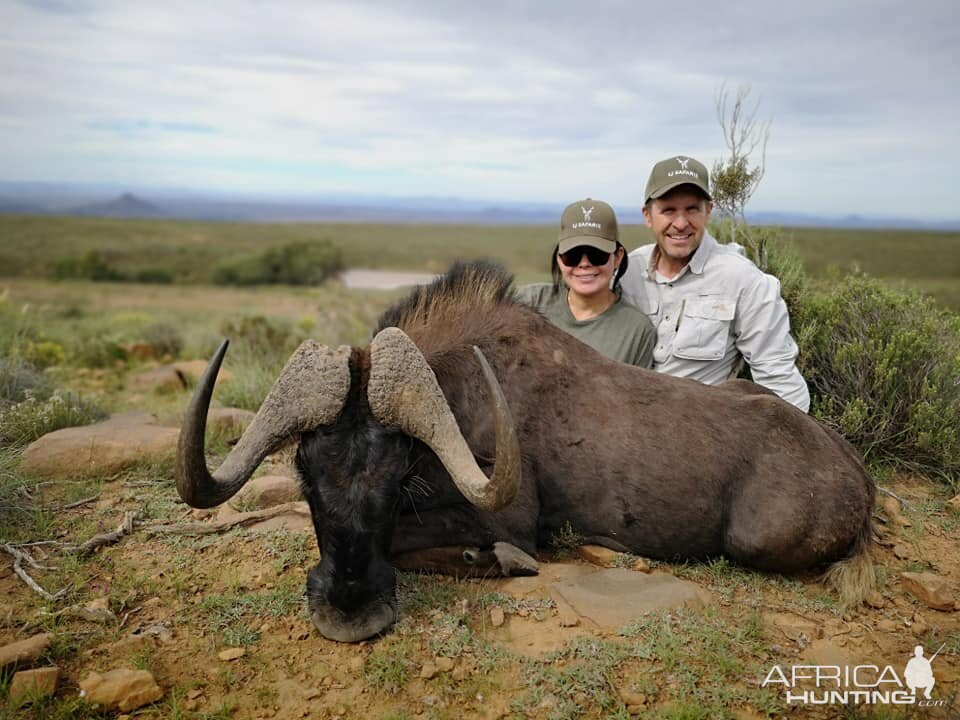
[672, 297, 736, 361]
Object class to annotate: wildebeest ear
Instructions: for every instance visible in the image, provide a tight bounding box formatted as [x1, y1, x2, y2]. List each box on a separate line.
[177, 340, 352, 509]
[367, 327, 521, 511]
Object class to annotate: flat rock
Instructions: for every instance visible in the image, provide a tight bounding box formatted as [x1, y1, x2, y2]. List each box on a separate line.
[218, 647, 245, 661]
[490, 607, 505, 627]
[130, 366, 186, 394]
[549, 569, 707, 630]
[79, 668, 162, 712]
[206, 408, 255, 438]
[901, 572, 955, 611]
[9, 666, 59, 705]
[497, 562, 597, 598]
[946, 494, 960, 514]
[0, 633, 53, 670]
[230, 475, 302, 511]
[20, 412, 179, 478]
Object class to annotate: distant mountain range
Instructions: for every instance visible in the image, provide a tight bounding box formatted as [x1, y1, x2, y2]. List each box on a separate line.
[1, 182, 958, 231]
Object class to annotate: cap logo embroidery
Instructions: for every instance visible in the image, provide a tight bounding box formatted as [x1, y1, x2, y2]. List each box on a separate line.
[571, 204, 602, 231]
[667, 156, 700, 180]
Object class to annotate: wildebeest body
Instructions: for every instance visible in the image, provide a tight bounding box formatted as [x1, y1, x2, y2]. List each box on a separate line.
[179, 260, 874, 642]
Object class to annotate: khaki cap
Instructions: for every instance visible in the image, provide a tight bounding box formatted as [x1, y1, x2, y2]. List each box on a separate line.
[644, 155, 712, 203]
[558, 199, 618, 254]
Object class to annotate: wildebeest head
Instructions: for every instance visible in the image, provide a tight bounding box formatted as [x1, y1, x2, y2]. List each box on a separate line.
[176, 317, 521, 642]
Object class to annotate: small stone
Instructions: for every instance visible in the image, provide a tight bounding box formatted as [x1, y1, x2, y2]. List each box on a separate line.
[349, 656, 364, 673]
[945, 494, 960, 514]
[577, 545, 621, 566]
[865, 591, 886, 609]
[490, 607, 505, 627]
[0, 633, 53, 670]
[882, 496, 911, 527]
[877, 619, 898, 632]
[218, 647, 246, 661]
[912, 621, 929, 637]
[184, 699, 198, 711]
[187, 688, 204, 699]
[892, 544, 911, 560]
[78, 668, 162, 712]
[9, 666, 59, 705]
[901, 572, 955, 611]
[435, 656, 454, 673]
[420, 662, 438, 680]
[619, 688, 646, 706]
[631, 557, 652, 573]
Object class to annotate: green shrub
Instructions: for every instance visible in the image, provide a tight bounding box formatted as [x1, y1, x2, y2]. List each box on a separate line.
[0, 356, 51, 408]
[212, 240, 342, 286]
[133, 267, 175, 284]
[797, 275, 960, 482]
[67, 333, 127, 368]
[22, 339, 66, 369]
[219, 315, 294, 352]
[0, 390, 108, 447]
[53, 250, 126, 282]
[140, 322, 184, 359]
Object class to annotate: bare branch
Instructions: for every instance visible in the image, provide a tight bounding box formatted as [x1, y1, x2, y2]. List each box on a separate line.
[143, 502, 305, 536]
[54, 494, 101, 511]
[1, 543, 66, 602]
[67, 510, 138, 558]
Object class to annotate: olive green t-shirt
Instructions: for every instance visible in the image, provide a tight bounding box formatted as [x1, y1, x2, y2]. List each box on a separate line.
[516, 283, 655, 368]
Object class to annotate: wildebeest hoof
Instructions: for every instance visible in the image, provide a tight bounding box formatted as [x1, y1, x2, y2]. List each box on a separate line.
[493, 541, 538, 576]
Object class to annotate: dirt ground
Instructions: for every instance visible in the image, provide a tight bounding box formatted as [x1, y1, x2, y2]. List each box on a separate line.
[2, 465, 959, 719]
[1, 279, 958, 718]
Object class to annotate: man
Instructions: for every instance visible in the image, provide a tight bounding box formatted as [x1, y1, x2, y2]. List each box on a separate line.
[619, 155, 810, 411]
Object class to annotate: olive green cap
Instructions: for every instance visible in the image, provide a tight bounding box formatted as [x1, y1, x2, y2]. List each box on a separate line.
[644, 155, 712, 203]
[557, 199, 618, 254]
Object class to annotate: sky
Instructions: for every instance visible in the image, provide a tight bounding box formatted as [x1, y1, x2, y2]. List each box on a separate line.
[2, 0, 959, 220]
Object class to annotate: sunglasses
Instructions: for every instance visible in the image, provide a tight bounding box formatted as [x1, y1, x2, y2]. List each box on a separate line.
[558, 246, 613, 267]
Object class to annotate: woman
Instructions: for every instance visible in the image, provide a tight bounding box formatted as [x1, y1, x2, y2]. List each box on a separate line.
[517, 198, 656, 367]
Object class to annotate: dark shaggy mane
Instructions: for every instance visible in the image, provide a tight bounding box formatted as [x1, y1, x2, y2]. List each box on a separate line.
[374, 259, 535, 362]
[375, 259, 519, 333]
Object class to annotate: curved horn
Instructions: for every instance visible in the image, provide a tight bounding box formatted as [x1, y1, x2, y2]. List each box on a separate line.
[366, 327, 521, 511]
[176, 339, 352, 509]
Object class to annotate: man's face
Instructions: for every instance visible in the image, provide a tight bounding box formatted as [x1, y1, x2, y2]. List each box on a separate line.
[642, 188, 712, 265]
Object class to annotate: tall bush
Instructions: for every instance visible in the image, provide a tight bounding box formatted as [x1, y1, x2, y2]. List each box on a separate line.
[213, 240, 342, 286]
[797, 276, 960, 482]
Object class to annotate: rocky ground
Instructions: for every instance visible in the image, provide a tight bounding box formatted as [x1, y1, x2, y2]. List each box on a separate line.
[2, 360, 960, 719]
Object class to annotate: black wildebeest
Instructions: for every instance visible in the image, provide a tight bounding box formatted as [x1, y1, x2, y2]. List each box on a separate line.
[177, 261, 875, 642]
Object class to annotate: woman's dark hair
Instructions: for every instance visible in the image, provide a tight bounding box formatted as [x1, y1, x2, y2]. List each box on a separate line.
[550, 242, 629, 295]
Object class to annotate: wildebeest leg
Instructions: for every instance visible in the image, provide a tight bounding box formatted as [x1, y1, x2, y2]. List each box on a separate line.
[391, 501, 539, 576]
[390, 542, 538, 577]
[492, 541, 538, 575]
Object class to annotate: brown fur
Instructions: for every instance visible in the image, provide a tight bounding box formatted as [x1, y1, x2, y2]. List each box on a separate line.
[376, 261, 875, 603]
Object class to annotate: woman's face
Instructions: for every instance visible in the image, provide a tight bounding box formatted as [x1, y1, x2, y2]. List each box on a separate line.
[557, 245, 622, 297]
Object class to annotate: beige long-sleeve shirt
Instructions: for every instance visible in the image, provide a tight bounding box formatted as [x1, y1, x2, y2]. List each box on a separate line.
[619, 233, 810, 411]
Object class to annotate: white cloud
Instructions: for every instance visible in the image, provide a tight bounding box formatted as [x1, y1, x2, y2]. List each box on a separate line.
[1, 0, 958, 218]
